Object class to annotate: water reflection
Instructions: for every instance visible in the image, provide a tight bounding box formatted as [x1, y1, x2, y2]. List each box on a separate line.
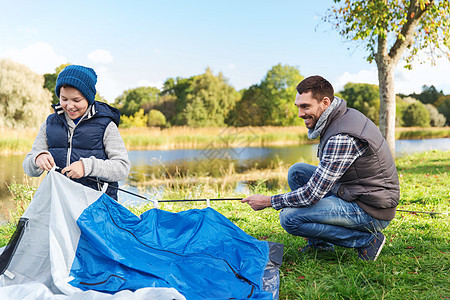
[0, 155, 43, 219]
[128, 144, 318, 181]
[128, 144, 317, 166]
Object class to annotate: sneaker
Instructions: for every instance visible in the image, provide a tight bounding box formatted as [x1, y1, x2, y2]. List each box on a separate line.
[357, 232, 386, 261]
[300, 242, 335, 253]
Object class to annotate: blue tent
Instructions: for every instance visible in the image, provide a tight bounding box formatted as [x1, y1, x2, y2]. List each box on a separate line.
[0, 170, 282, 299]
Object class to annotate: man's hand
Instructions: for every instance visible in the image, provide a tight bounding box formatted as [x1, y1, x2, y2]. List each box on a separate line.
[61, 161, 85, 179]
[241, 194, 272, 211]
[35, 153, 55, 171]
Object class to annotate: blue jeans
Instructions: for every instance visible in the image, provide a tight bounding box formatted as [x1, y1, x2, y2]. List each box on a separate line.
[279, 163, 390, 248]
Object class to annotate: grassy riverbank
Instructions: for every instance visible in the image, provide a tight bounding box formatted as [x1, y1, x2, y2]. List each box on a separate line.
[1, 126, 449, 155]
[1, 150, 449, 298]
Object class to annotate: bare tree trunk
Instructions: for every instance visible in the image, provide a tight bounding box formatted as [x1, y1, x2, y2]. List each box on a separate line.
[372, 1, 430, 159]
[377, 59, 396, 158]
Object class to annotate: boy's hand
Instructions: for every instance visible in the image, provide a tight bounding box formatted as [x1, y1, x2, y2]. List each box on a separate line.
[35, 153, 55, 171]
[62, 161, 85, 179]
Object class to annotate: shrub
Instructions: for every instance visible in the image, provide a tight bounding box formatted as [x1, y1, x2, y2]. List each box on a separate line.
[436, 96, 450, 125]
[425, 104, 446, 127]
[402, 102, 430, 127]
[120, 109, 148, 128]
[147, 109, 166, 127]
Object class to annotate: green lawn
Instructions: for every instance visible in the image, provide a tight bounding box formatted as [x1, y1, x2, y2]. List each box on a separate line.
[1, 150, 449, 299]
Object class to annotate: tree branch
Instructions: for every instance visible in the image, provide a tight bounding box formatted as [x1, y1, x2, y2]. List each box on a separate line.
[389, 0, 429, 64]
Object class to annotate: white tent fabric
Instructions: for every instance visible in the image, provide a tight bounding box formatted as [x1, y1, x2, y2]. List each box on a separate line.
[0, 170, 185, 300]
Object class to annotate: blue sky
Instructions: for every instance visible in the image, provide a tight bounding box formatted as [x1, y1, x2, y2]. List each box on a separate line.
[1, 0, 449, 102]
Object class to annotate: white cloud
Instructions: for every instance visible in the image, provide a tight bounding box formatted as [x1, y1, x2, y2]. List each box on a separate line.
[334, 68, 378, 92]
[0, 42, 66, 74]
[87, 49, 113, 64]
[335, 53, 450, 94]
[94, 66, 121, 102]
[395, 53, 450, 94]
[136, 79, 164, 90]
[228, 64, 236, 69]
[18, 26, 39, 35]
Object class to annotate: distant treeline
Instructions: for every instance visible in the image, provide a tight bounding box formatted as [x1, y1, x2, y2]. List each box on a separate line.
[1, 59, 449, 129]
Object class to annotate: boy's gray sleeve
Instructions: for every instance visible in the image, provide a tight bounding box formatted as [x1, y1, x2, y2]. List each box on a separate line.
[80, 122, 130, 182]
[22, 122, 50, 177]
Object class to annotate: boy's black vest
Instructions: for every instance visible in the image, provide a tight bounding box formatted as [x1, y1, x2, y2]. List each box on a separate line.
[46, 101, 120, 200]
[318, 100, 400, 220]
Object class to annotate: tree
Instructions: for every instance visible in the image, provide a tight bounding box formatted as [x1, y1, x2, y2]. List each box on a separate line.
[182, 97, 209, 127]
[163, 68, 239, 127]
[325, 0, 450, 157]
[43, 63, 70, 104]
[259, 64, 304, 126]
[142, 94, 177, 125]
[402, 101, 430, 127]
[339, 83, 380, 124]
[116, 86, 160, 117]
[161, 77, 193, 120]
[233, 64, 304, 126]
[410, 85, 444, 105]
[0, 59, 52, 128]
[232, 85, 267, 126]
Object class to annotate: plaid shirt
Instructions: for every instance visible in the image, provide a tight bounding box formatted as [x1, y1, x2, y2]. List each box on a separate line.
[271, 134, 368, 210]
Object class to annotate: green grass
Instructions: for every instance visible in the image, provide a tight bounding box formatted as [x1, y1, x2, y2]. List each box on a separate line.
[396, 127, 450, 140]
[2, 150, 449, 299]
[0, 128, 39, 155]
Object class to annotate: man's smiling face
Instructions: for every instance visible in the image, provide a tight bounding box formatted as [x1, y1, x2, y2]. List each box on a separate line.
[295, 91, 330, 129]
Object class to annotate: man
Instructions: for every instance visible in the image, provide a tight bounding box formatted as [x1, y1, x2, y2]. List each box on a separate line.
[242, 75, 399, 261]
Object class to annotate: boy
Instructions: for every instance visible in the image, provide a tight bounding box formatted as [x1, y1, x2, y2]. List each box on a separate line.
[23, 65, 130, 200]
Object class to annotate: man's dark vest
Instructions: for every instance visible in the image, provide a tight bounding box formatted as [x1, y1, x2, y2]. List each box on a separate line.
[318, 100, 400, 220]
[46, 101, 120, 200]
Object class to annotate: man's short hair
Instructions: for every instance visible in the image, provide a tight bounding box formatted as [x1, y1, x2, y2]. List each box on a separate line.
[296, 76, 334, 102]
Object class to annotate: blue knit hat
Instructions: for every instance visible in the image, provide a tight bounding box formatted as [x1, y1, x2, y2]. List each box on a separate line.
[55, 65, 97, 105]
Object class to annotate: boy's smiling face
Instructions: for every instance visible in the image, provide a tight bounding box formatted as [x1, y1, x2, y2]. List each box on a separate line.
[60, 86, 89, 120]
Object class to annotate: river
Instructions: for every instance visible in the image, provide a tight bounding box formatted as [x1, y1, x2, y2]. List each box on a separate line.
[1, 138, 449, 222]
